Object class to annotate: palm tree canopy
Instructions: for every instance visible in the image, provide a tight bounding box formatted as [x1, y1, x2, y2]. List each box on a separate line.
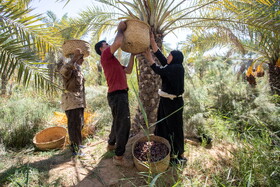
[63, 0, 218, 43]
[182, 0, 279, 62]
[0, 0, 63, 92]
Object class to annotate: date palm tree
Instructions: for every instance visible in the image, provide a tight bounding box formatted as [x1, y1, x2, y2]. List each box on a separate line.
[231, 0, 280, 95]
[66, 0, 218, 131]
[182, 0, 280, 95]
[0, 0, 62, 95]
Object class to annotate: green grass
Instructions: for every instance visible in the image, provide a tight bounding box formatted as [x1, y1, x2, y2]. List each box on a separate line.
[0, 94, 57, 149]
[0, 164, 62, 187]
[211, 131, 280, 186]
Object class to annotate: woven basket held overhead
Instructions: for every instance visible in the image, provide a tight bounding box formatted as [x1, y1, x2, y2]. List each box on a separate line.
[62, 39, 91, 58]
[33, 127, 67, 150]
[121, 20, 150, 54]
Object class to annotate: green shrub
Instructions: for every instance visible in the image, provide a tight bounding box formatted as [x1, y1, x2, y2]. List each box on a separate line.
[0, 97, 53, 149]
[85, 86, 112, 136]
[184, 59, 280, 138]
[183, 60, 280, 186]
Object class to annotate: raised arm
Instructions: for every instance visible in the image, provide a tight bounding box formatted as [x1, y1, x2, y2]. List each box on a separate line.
[150, 32, 159, 53]
[124, 54, 135, 74]
[60, 49, 83, 79]
[143, 48, 155, 66]
[143, 48, 169, 76]
[150, 32, 167, 66]
[110, 21, 127, 55]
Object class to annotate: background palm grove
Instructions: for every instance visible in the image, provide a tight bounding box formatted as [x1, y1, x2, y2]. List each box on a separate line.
[0, 0, 279, 186]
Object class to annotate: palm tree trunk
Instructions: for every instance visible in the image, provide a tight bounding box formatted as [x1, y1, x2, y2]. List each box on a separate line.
[1, 74, 8, 96]
[47, 52, 56, 83]
[131, 33, 165, 134]
[268, 61, 280, 96]
[132, 53, 161, 133]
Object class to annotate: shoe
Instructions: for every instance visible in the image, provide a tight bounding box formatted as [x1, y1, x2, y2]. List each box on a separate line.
[178, 156, 187, 165]
[70, 144, 86, 153]
[79, 145, 86, 149]
[170, 156, 187, 165]
[72, 150, 86, 158]
[198, 134, 212, 145]
[113, 156, 133, 168]
[107, 144, 116, 151]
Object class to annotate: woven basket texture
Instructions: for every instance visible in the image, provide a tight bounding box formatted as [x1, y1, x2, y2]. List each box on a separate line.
[121, 20, 150, 54]
[132, 135, 171, 173]
[62, 39, 91, 58]
[33, 127, 67, 150]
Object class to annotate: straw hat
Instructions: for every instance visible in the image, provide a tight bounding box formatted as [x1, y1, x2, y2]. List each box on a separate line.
[62, 39, 91, 58]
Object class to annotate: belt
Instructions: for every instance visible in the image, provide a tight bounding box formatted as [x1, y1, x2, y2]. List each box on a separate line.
[108, 89, 128, 96]
[158, 89, 182, 100]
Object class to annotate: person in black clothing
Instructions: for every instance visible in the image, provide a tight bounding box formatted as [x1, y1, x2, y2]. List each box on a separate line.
[144, 33, 186, 164]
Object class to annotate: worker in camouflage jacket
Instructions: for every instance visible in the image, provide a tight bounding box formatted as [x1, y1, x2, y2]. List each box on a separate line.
[60, 48, 86, 156]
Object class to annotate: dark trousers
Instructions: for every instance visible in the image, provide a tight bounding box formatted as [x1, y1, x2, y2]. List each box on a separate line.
[154, 97, 184, 157]
[65, 108, 84, 152]
[107, 91, 131, 156]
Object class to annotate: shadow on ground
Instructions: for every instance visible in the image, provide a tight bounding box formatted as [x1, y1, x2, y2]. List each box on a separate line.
[0, 148, 72, 185]
[0, 132, 188, 186]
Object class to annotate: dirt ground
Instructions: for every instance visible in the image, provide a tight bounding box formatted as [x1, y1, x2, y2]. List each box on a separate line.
[0, 132, 237, 187]
[51, 133, 148, 187]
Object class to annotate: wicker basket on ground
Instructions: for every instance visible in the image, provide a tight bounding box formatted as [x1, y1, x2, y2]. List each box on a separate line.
[33, 127, 67, 150]
[121, 19, 150, 54]
[132, 135, 171, 173]
[62, 39, 91, 58]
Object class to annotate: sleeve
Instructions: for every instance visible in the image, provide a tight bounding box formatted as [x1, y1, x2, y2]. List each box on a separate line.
[60, 63, 74, 80]
[150, 63, 169, 76]
[154, 49, 167, 66]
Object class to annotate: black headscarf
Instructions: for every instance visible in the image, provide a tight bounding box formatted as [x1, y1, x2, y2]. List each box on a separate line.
[170, 50, 184, 64]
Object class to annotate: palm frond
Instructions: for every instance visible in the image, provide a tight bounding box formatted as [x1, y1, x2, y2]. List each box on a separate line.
[0, 0, 63, 92]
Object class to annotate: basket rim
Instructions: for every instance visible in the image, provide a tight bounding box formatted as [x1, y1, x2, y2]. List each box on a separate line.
[63, 39, 90, 44]
[125, 19, 150, 28]
[33, 126, 67, 144]
[132, 134, 171, 164]
[33, 136, 65, 145]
